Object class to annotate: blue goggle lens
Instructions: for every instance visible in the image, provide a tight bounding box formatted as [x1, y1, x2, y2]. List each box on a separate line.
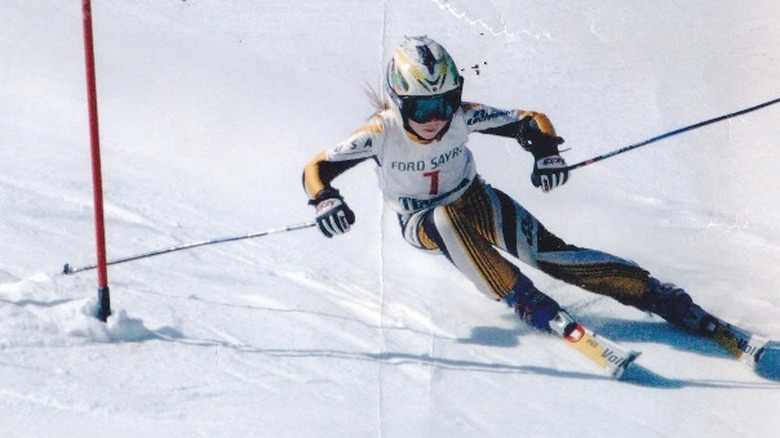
[401, 88, 462, 123]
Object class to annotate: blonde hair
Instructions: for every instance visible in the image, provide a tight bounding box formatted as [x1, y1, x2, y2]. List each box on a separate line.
[363, 81, 390, 116]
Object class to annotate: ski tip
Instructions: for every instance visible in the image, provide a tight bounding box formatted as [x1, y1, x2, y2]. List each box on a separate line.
[755, 341, 780, 382]
[612, 351, 641, 380]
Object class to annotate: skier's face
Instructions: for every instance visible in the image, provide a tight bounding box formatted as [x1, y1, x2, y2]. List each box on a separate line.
[408, 119, 449, 140]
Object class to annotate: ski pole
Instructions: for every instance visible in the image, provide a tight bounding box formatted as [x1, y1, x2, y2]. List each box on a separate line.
[567, 95, 780, 171]
[63, 221, 317, 275]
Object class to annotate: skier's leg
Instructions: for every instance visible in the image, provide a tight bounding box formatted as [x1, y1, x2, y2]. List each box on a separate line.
[398, 198, 519, 300]
[479, 183, 650, 304]
[398, 181, 571, 334]
[484, 184, 713, 333]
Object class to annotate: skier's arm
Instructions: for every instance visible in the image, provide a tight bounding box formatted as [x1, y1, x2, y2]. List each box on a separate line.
[302, 153, 363, 238]
[302, 120, 383, 237]
[465, 104, 569, 192]
[465, 104, 561, 151]
[302, 153, 365, 201]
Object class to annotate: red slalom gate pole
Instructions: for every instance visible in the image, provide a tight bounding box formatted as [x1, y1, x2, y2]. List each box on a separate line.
[82, 0, 111, 322]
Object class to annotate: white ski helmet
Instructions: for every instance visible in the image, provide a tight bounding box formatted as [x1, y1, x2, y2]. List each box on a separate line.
[386, 36, 463, 123]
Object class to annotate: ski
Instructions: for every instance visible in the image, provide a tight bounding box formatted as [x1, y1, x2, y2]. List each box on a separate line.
[548, 312, 640, 379]
[546, 310, 778, 381]
[562, 323, 640, 379]
[707, 317, 779, 381]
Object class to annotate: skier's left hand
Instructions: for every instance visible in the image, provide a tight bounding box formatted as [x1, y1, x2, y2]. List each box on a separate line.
[517, 115, 564, 158]
[531, 154, 569, 192]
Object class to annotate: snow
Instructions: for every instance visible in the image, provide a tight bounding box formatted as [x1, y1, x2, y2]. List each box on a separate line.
[2, 0, 780, 436]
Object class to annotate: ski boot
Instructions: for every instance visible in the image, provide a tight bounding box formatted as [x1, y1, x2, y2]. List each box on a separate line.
[639, 278, 718, 335]
[505, 277, 576, 337]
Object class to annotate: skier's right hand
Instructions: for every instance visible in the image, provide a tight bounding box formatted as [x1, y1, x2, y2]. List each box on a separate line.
[312, 190, 355, 238]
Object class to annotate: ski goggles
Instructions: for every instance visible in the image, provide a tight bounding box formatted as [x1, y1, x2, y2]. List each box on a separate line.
[395, 87, 463, 123]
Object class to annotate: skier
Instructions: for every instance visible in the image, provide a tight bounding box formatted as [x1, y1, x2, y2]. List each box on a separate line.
[302, 35, 715, 339]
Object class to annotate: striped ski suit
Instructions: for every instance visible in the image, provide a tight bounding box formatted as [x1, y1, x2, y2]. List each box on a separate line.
[303, 103, 650, 306]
